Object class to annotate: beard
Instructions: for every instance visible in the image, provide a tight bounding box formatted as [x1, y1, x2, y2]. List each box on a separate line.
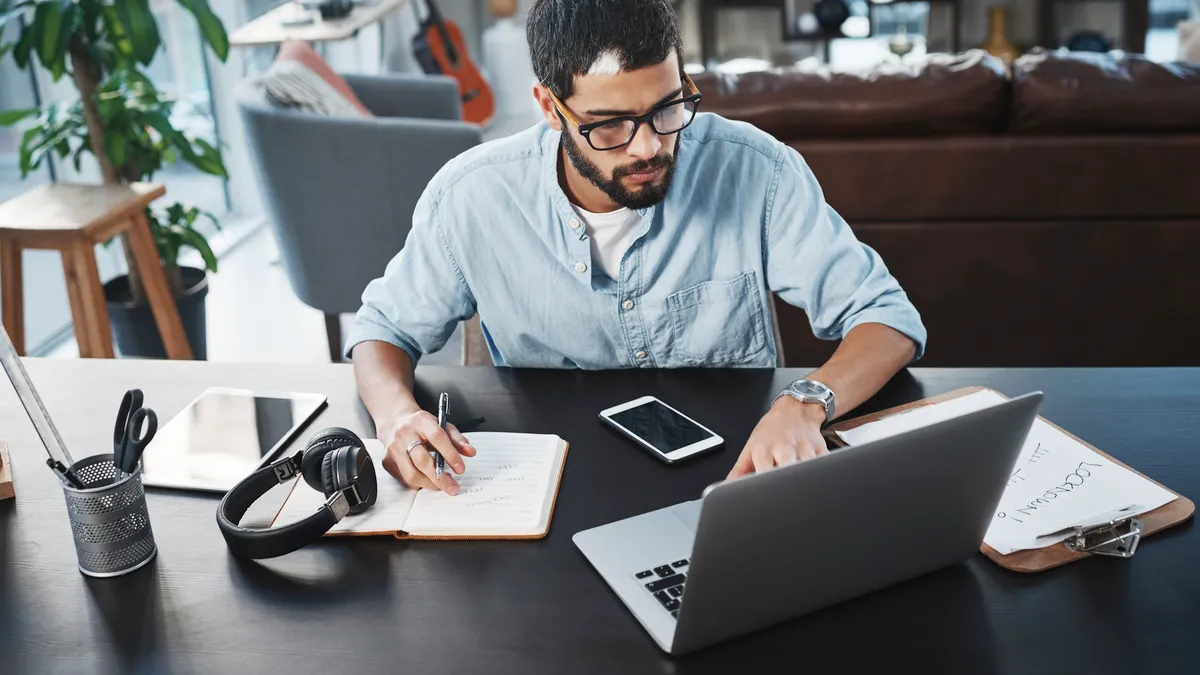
[561, 129, 679, 210]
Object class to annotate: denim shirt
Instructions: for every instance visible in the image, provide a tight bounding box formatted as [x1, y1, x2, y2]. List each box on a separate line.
[346, 113, 926, 368]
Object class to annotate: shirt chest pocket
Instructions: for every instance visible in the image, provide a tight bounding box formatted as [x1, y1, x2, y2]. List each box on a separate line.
[666, 271, 768, 366]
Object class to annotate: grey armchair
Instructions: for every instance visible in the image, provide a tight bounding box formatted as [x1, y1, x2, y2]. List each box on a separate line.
[236, 73, 482, 361]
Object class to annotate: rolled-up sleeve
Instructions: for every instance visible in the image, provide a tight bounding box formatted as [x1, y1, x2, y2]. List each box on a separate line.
[764, 146, 927, 360]
[344, 190, 476, 364]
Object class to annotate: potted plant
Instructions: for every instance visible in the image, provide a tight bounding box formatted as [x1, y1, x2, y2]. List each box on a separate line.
[106, 201, 220, 359]
[0, 0, 229, 358]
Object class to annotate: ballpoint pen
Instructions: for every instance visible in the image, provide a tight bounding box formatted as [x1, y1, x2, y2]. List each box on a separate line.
[46, 458, 85, 489]
[435, 392, 449, 480]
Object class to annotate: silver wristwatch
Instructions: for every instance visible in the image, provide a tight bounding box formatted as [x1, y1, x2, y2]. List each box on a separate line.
[774, 379, 836, 425]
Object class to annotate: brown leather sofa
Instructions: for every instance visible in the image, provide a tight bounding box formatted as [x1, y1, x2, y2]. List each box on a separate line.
[692, 49, 1200, 367]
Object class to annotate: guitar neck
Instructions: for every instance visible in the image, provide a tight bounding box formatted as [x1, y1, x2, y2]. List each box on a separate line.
[423, 0, 444, 25]
[420, 0, 459, 66]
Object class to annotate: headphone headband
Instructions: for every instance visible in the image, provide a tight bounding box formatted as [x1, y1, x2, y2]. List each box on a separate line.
[216, 429, 371, 559]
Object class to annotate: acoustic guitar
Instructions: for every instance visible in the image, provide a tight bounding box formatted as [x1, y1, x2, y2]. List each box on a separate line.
[411, 0, 496, 126]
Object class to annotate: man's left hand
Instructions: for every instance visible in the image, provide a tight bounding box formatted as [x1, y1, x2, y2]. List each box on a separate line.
[727, 397, 829, 478]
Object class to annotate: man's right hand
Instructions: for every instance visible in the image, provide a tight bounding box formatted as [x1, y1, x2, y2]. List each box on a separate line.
[377, 410, 477, 495]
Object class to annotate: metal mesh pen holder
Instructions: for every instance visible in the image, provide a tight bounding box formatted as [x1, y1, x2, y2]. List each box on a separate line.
[60, 453, 157, 577]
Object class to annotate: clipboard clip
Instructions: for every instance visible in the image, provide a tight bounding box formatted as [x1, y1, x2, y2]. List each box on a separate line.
[1063, 514, 1143, 558]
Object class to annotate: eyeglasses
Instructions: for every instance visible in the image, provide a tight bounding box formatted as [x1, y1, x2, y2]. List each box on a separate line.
[547, 73, 702, 151]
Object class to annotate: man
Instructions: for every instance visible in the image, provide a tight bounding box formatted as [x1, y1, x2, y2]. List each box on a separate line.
[346, 0, 926, 495]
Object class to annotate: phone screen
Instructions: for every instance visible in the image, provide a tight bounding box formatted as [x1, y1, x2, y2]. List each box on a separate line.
[609, 399, 715, 453]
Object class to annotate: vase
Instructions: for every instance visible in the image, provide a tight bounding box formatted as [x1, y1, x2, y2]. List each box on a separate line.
[105, 266, 209, 359]
[980, 6, 1021, 64]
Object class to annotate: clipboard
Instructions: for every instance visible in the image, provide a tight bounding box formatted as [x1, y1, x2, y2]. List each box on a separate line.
[823, 386, 1195, 573]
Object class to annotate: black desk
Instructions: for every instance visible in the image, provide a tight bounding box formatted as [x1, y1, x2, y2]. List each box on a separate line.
[2, 360, 1198, 674]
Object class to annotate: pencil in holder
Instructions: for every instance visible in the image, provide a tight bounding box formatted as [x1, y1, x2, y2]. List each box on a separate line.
[59, 453, 157, 577]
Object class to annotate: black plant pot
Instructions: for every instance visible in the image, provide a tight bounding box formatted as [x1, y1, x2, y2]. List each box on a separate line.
[104, 266, 209, 360]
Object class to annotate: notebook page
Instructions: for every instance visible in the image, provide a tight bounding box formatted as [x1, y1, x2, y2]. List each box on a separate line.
[835, 390, 1176, 554]
[272, 440, 419, 534]
[403, 433, 566, 537]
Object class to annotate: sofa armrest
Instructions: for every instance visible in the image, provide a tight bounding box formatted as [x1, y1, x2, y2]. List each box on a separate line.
[344, 73, 463, 120]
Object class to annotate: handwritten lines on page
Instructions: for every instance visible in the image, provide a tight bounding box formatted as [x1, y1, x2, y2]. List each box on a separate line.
[403, 432, 562, 536]
[986, 419, 1174, 554]
[834, 389, 1176, 556]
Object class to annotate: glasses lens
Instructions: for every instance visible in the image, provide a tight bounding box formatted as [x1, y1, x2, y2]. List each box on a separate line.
[588, 119, 636, 150]
[653, 100, 697, 134]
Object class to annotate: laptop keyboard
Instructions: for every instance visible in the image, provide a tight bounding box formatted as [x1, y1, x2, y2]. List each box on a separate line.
[634, 558, 689, 619]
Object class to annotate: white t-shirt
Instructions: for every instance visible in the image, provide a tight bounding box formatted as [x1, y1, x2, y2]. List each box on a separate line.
[572, 204, 641, 280]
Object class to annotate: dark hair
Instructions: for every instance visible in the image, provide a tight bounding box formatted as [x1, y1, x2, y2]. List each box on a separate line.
[526, 0, 684, 99]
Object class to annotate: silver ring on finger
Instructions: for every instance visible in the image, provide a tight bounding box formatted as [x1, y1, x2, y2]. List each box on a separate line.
[406, 439, 427, 456]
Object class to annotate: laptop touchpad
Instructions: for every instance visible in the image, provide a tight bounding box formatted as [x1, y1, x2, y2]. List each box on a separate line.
[671, 499, 703, 532]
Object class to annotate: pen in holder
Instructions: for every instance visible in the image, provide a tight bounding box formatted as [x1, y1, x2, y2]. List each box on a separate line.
[59, 453, 157, 577]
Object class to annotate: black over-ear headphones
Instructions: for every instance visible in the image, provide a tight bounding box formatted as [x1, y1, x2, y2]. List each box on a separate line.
[217, 427, 378, 559]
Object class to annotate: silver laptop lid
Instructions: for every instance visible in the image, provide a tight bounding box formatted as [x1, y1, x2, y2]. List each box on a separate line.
[672, 392, 1042, 654]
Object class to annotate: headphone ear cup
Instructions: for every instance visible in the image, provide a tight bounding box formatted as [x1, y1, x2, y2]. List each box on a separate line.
[301, 426, 364, 492]
[320, 447, 342, 496]
[323, 444, 377, 515]
[352, 446, 378, 513]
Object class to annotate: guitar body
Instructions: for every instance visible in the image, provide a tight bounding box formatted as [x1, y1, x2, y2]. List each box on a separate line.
[412, 0, 495, 126]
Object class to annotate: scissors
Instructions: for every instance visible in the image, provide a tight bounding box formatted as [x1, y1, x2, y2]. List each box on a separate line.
[113, 388, 158, 476]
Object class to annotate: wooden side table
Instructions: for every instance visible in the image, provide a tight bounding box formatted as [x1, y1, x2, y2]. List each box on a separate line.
[0, 182, 193, 360]
[229, 0, 408, 47]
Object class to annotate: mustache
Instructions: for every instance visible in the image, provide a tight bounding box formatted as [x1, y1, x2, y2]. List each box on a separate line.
[613, 154, 672, 178]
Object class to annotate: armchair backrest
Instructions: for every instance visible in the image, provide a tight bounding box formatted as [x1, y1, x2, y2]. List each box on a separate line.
[234, 76, 482, 316]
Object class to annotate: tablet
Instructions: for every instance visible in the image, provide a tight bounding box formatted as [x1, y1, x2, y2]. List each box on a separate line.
[140, 387, 328, 492]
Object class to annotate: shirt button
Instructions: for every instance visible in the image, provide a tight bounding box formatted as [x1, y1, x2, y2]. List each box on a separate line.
[622, 299, 634, 310]
[569, 219, 581, 229]
[574, 262, 587, 273]
[635, 350, 647, 359]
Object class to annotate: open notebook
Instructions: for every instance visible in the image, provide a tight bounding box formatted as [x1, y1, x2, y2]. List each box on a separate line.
[272, 433, 569, 540]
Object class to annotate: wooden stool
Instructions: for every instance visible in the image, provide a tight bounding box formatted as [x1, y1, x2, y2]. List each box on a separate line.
[0, 182, 192, 359]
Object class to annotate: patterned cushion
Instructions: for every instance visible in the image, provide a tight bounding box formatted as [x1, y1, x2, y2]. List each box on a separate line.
[256, 40, 374, 117]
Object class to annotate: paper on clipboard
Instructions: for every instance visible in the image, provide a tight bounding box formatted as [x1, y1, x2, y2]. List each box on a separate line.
[835, 389, 1177, 555]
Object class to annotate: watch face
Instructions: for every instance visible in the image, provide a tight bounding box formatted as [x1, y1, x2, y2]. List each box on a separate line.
[795, 380, 825, 396]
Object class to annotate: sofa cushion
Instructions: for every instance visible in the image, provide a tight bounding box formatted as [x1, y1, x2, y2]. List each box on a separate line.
[257, 40, 374, 117]
[1010, 48, 1200, 134]
[690, 50, 1010, 139]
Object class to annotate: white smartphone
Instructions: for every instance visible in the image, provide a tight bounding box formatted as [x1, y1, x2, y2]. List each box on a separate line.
[599, 395, 723, 464]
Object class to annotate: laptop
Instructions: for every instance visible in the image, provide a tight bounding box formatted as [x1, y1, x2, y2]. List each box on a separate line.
[572, 391, 1042, 655]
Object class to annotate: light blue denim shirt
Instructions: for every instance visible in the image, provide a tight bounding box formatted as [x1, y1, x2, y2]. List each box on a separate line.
[346, 113, 926, 368]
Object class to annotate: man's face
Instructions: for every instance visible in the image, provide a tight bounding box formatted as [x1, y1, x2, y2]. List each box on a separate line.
[553, 54, 686, 210]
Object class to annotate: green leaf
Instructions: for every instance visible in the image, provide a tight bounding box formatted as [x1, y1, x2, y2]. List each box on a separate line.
[18, 125, 39, 175]
[105, 130, 128, 168]
[0, 107, 38, 126]
[190, 137, 226, 177]
[141, 110, 198, 164]
[113, 0, 160, 66]
[201, 209, 221, 231]
[50, 49, 66, 79]
[33, 0, 74, 78]
[12, 17, 31, 67]
[176, 0, 228, 61]
[176, 224, 218, 273]
[72, 143, 87, 172]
